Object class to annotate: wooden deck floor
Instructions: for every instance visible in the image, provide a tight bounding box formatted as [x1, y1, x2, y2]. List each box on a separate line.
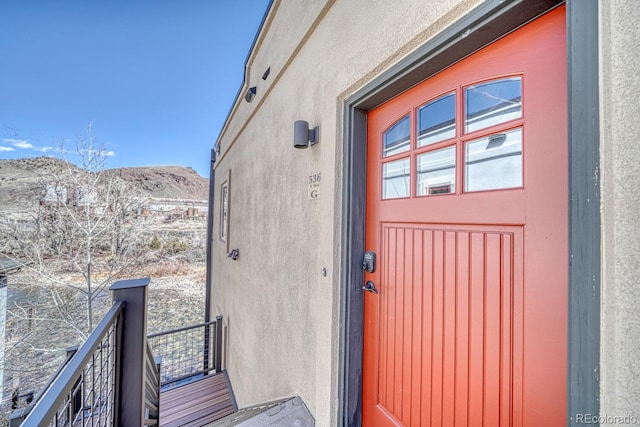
[159, 372, 236, 427]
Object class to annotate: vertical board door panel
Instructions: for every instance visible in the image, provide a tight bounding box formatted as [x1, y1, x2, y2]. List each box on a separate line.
[363, 6, 567, 426]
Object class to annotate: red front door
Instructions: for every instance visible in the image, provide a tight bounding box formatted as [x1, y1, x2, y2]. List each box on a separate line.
[363, 7, 567, 426]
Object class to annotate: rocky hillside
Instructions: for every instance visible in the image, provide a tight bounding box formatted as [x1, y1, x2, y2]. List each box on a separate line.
[0, 157, 208, 213]
[111, 166, 208, 200]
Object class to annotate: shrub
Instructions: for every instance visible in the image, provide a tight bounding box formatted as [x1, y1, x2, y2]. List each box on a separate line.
[150, 235, 161, 250]
[163, 238, 190, 255]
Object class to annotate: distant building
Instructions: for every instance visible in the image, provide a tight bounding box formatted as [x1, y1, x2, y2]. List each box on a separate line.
[146, 198, 208, 222]
[0, 259, 25, 402]
[40, 184, 68, 206]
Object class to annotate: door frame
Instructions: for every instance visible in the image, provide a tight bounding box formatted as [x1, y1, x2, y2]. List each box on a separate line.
[337, 1, 600, 426]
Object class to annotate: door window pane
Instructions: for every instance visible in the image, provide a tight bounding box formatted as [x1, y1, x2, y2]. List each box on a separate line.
[383, 115, 410, 157]
[417, 146, 456, 196]
[417, 93, 455, 147]
[465, 77, 522, 133]
[383, 157, 410, 199]
[465, 128, 522, 192]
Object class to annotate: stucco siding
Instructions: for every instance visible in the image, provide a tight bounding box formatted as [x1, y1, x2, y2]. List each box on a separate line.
[600, 0, 640, 421]
[211, 0, 640, 424]
[211, 1, 481, 425]
[215, 0, 332, 161]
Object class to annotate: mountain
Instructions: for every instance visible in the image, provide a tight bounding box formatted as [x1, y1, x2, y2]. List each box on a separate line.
[111, 166, 209, 200]
[0, 157, 208, 213]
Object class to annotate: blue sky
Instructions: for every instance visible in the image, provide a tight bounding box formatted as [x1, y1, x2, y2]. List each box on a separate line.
[0, 0, 270, 177]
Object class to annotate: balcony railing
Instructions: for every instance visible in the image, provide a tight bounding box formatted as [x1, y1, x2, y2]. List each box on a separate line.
[9, 277, 222, 427]
[15, 301, 125, 426]
[148, 317, 222, 388]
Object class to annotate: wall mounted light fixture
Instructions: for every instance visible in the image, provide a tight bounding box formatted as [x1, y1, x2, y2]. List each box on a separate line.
[244, 86, 257, 103]
[486, 133, 506, 149]
[293, 120, 319, 149]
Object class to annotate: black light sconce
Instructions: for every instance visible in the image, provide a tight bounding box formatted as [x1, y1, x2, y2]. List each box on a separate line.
[293, 120, 319, 149]
[244, 86, 257, 103]
[228, 248, 239, 260]
[486, 133, 506, 149]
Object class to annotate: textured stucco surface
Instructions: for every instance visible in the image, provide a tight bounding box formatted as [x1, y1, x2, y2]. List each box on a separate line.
[210, 0, 640, 424]
[210, 1, 480, 425]
[600, 0, 640, 422]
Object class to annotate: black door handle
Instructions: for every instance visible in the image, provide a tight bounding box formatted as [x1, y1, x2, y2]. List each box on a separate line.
[363, 281, 379, 294]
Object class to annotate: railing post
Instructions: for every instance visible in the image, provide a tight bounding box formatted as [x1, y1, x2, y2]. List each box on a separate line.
[215, 315, 223, 373]
[65, 346, 81, 423]
[111, 278, 150, 427]
[203, 322, 210, 374]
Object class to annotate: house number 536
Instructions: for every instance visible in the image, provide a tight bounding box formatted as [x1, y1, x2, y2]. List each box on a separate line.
[309, 173, 321, 184]
[308, 173, 321, 200]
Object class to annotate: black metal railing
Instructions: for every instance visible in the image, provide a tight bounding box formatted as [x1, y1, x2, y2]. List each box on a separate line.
[15, 301, 124, 426]
[9, 347, 78, 425]
[147, 316, 223, 387]
[9, 278, 225, 426]
[14, 278, 159, 427]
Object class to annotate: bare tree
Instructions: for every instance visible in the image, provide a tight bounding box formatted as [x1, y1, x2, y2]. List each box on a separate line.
[0, 127, 149, 416]
[1, 125, 146, 337]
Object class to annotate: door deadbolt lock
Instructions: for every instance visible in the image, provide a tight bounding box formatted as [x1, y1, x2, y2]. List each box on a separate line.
[363, 251, 376, 273]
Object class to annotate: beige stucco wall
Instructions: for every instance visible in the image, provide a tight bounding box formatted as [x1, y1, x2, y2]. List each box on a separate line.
[212, 0, 640, 424]
[211, 1, 481, 425]
[600, 0, 640, 422]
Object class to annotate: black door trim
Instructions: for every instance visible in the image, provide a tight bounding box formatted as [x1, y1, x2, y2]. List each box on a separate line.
[338, 1, 599, 425]
[567, 1, 600, 424]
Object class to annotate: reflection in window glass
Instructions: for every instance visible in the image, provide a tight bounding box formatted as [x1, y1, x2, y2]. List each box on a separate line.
[383, 158, 410, 199]
[465, 77, 522, 133]
[465, 128, 522, 192]
[417, 146, 456, 196]
[383, 115, 410, 157]
[417, 93, 455, 147]
[220, 183, 228, 241]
